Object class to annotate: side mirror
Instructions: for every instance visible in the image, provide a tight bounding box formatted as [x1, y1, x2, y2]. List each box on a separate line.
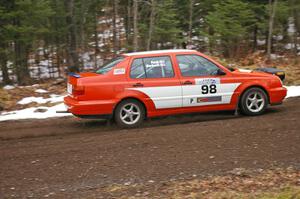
[217, 69, 226, 76]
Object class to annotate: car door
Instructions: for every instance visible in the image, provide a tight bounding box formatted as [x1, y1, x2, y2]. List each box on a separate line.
[127, 55, 182, 109]
[175, 54, 240, 107]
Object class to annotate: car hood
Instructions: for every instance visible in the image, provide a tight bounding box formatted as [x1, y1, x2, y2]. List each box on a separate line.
[232, 68, 273, 78]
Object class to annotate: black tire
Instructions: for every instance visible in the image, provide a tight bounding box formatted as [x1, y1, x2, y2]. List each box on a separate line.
[239, 87, 268, 116]
[114, 99, 145, 128]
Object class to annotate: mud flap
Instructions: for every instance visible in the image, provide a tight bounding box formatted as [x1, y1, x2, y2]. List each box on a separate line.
[234, 94, 240, 116]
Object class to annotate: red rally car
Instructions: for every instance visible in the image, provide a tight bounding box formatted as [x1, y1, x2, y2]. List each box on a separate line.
[64, 49, 287, 128]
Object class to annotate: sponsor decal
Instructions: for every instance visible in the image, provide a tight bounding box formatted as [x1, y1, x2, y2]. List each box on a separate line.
[197, 96, 222, 103]
[145, 60, 166, 68]
[113, 68, 126, 75]
[195, 78, 220, 85]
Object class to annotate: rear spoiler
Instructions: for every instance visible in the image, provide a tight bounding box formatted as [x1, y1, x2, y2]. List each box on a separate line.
[68, 72, 81, 78]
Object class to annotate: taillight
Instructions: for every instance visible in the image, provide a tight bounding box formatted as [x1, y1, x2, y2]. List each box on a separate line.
[72, 85, 85, 96]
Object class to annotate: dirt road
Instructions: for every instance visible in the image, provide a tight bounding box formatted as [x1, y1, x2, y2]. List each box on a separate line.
[1, 97, 300, 198]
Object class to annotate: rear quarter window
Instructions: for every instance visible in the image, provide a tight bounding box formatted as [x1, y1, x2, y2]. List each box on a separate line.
[96, 57, 125, 74]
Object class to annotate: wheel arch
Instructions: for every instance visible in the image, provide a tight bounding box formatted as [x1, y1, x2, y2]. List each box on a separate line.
[239, 85, 270, 105]
[113, 97, 148, 118]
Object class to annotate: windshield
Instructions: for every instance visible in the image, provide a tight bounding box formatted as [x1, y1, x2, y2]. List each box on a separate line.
[96, 56, 125, 74]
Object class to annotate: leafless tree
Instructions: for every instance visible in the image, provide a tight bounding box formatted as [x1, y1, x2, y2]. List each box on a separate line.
[65, 0, 80, 72]
[112, 0, 119, 53]
[188, 0, 194, 47]
[146, 0, 156, 50]
[133, 0, 139, 51]
[267, 0, 278, 60]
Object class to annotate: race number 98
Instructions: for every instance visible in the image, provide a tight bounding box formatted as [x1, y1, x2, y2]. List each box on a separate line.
[201, 84, 217, 94]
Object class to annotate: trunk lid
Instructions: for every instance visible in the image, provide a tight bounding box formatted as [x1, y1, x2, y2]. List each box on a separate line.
[67, 72, 99, 96]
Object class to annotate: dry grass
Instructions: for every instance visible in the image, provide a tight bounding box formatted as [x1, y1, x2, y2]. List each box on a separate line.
[0, 80, 66, 111]
[94, 168, 300, 199]
[201, 187, 300, 199]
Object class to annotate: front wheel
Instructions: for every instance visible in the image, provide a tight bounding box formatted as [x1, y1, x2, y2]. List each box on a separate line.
[114, 99, 145, 128]
[239, 87, 268, 116]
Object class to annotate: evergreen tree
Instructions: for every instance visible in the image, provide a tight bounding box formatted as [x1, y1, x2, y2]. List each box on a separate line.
[0, 2, 12, 84]
[0, 0, 52, 84]
[0, 0, 298, 84]
[151, 0, 182, 49]
[206, 0, 256, 58]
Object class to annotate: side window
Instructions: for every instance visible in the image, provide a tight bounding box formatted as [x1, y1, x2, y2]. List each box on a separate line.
[176, 55, 220, 77]
[143, 56, 174, 78]
[130, 56, 174, 79]
[130, 58, 146, 79]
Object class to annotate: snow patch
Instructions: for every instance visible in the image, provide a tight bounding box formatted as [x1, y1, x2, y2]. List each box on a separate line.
[3, 85, 15, 90]
[284, 86, 300, 98]
[18, 97, 47, 105]
[0, 103, 71, 122]
[270, 54, 284, 60]
[35, 89, 48, 93]
[17, 95, 64, 105]
[274, 35, 283, 41]
[257, 39, 266, 46]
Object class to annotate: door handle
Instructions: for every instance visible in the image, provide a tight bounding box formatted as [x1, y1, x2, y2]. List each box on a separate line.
[182, 80, 193, 85]
[133, 83, 144, 87]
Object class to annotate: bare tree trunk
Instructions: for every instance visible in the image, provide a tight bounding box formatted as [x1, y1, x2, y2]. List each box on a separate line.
[0, 61, 10, 84]
[147, 0, 156, 51]
[56, 47, 62, 77]
[112, 0, 119, 53]
[133, 0, 139, 51]
[15, 44, 31, 85]
[267, 0, 278, 60]
[0, 43, 11, 84]
[10, 0, 31, 85]
[52, 0, 63, 77]
[54, 32, 63, 77]
[94, 10, 99, 68]
[0, 1, 12, 84]
[126, 0, 131, 44]
[290, 0, 299, 58]
[79, 1, 87, 52]
[253, 25, 258, 52]
[65, 0, 80, 72]
[14, 24, 31, 84]
[188, 0, 194, 47]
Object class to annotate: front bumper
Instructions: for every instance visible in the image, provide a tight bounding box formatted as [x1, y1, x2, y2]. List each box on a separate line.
[269, 87, 287, 105]
[64, 96, 115, 115]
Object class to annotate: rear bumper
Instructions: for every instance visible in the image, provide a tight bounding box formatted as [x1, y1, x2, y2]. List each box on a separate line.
[269, 87, 287, 105]
[64, 96, 115, 116]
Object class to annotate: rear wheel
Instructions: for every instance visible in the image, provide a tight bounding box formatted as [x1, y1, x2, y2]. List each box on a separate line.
[114, 99, 145, 128]
[240, 87, 268, 116]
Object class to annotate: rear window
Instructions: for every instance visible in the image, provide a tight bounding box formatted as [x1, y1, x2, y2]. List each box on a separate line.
[96, 56, 125, 74]
[130, 56, 174, 79]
